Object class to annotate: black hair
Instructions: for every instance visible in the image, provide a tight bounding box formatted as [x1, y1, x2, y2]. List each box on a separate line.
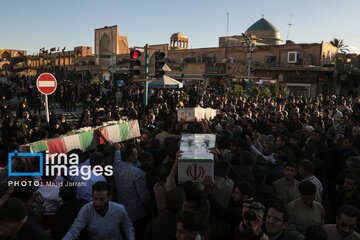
[299, 181, 317, 196]
[298, 159, 315, 174]
[344, 173, 359, 185]
[92, 181, 111, 196]
[121, 143, 137, 162]
[284, 161, 298, 170]
[268, 202, 289, 222]
[234, 181, 253, 198]
[166, 144, 179, 160]
[67, 149, 82, 159]
[337, 204, 360, 218]
[138, 151, 153, 163]
[274, 151, 286, 162]
[177, 210, 203, 232]
[218, 135, 232, 149]
[251, 165, 266, 182]
[214, 161, 229, 177]
[90, 152, 105, 167]
[278, 135, 289, 145]
[155, 164, 170, 183]
[96, 144, 114, 158]
[166, 188, 185, 214]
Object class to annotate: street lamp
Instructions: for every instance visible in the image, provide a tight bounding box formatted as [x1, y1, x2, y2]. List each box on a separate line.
[241, 33, 255, 89]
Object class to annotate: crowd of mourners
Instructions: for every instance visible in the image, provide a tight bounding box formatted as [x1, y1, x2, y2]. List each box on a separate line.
[0, 75, 360, 240]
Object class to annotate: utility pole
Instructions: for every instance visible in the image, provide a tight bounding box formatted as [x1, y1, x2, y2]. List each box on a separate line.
[227, 12, 229, 36]
[286, 14, 293, 41]
[241, 33, 255, 90]
[111, 52, 115, 86]
[144, 44, 149, 106]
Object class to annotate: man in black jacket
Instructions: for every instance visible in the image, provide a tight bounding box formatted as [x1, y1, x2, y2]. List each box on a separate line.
[50, 183, 88, 240]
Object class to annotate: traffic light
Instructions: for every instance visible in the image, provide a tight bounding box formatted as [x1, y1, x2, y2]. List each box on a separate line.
[129, 50, 141, 77]
[155, 51, 165, 78]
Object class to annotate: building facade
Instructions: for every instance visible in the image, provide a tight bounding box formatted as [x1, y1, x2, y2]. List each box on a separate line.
[0, 49, 27, 75]
[8, 17, 359, 97]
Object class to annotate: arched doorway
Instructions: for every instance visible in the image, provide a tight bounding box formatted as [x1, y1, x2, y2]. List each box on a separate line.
[1, 51, 11, 60]
[99, 33, 111, 54]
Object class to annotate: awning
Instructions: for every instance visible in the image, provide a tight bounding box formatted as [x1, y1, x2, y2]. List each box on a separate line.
[148, 75, 183, 88]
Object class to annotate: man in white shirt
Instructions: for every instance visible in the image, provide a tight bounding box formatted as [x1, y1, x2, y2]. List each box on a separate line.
[298, 159, 323, 203]
[287, 181, 325, 240]
[212, 161, 234, 209]
[62, 181, 134, 240]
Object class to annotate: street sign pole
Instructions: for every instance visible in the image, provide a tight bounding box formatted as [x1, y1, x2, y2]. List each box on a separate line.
[45, 95, 49, 124]
[144, 44, 149, 106]
[36, 73, 57, 125]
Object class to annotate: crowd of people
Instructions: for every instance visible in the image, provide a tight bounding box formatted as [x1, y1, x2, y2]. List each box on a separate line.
[0, 75, 360, 240]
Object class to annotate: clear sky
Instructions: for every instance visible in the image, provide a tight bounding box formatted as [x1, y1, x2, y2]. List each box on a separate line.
[1, 0, 359, 54]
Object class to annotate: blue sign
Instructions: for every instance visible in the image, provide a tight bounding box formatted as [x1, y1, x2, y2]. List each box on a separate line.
[8, 150, 43, 176]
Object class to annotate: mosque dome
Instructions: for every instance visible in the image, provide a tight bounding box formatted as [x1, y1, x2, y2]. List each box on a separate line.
[245, 18, 282, 45]
[170, 32, 188, 41]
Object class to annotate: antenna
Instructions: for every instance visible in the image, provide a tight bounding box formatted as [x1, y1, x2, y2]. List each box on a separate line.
[286, 14, 293, 41]
[227, 12, 229, 36]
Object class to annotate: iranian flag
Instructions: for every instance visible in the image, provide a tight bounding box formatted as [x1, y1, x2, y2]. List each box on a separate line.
[28, 121, 140, 154]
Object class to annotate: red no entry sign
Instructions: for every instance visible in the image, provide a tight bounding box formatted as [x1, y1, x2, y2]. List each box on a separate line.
[36, 73, 57, 95]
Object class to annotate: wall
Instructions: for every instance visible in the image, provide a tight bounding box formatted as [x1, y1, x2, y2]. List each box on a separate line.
[320, 41, 338, 66]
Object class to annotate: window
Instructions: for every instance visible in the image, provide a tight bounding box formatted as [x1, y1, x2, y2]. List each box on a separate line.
[265, 56, 276, 66]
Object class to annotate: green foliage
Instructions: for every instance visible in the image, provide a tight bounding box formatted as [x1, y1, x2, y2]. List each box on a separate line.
[180, 92, 190, 107]
[229, 84, 246, 97]
[249, 86, 261, 99]
[330, 38, 349, 53]
[260, 87, 271, 98]
[271, 83, 287, 99]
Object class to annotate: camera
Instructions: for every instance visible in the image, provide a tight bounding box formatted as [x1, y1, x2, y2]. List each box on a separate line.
[243, 201, 266, 222]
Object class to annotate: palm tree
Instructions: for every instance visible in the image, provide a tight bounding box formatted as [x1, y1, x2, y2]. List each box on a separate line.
[330, 38, 349, 53]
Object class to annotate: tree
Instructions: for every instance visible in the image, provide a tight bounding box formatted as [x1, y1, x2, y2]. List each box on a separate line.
[249, 86, 261, 99]
[259, 87, 271, 98]
[330, 38, 349, 53]
[229, 84, 246, 98]
[272, 83, 287, 100]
